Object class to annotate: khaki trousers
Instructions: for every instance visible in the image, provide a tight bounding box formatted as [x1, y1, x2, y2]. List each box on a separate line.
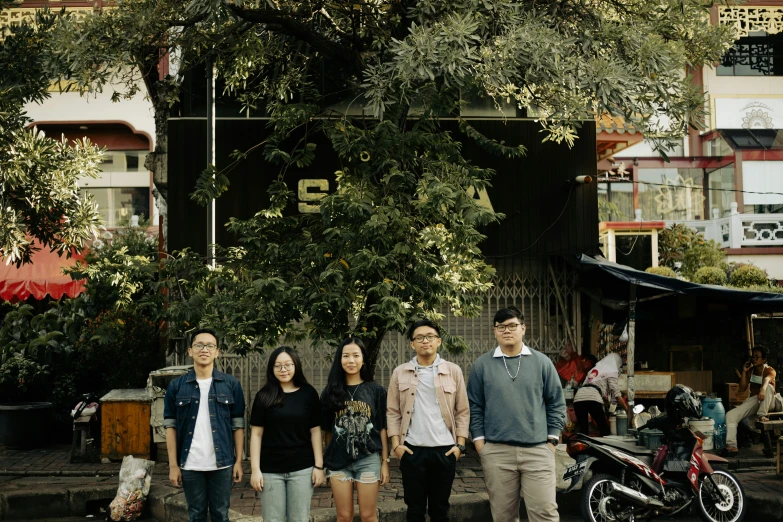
[726, 384, 779, 448]
[479, 442, 559, 522]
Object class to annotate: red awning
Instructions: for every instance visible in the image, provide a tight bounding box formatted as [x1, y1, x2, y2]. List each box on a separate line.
[0, 246, 86, 301]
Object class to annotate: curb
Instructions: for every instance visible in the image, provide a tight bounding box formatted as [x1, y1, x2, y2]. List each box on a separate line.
[141, 489, 491, 522]
[1, 474, 781, 521]
[0, 470, 119, 477]
[0, 483, 117, 520]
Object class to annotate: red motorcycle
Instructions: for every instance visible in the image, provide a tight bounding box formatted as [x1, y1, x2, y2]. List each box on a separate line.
[569, 385, 746, 522]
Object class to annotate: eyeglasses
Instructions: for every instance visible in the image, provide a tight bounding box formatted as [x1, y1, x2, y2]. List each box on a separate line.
[412, 335, 440, 343]
[494, 323, 522, 332]
[274, 363, 295, 371]
[192, 343, 217, 352]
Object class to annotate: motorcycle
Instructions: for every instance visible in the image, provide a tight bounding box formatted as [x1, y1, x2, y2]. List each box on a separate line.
[566, 413, 746, 522]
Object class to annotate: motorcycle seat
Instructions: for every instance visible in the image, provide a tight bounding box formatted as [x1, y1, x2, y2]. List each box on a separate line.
[582, 436, 655, 459]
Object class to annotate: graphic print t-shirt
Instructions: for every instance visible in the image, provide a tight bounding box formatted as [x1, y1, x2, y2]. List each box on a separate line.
[321, 381, 387, 471]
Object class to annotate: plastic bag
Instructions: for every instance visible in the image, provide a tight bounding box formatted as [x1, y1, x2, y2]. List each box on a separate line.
[109, 455, 155, 521]
[556, 353, 590, 383]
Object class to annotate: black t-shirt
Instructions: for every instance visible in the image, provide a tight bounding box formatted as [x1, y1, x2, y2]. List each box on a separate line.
[249, 384, 322, 473]
[321, 381, 387, 471]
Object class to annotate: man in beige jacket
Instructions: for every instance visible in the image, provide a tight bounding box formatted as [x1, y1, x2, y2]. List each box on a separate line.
[387, 319, 470, 522]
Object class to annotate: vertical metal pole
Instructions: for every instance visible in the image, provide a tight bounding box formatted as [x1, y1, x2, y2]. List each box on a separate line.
[627, 284, 636, 409]
[206, 61, 216, 268]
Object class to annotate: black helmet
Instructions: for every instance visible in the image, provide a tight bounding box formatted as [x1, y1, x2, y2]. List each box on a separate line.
[665, 384, 702, 420]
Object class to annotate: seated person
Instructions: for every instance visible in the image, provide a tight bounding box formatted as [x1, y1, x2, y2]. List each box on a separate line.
[725, 345, 779, 455]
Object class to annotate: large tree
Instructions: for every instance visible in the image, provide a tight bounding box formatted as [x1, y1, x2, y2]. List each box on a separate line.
[48, 0, 733, 368]
[0, 3, 102, 267]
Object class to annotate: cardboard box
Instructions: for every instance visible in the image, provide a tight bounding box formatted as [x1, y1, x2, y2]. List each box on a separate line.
[726, 383, 750, 404]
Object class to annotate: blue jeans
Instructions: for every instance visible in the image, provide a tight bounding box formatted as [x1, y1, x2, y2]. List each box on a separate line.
[181, 467, 233, 522]
[261, 466, 314, 522]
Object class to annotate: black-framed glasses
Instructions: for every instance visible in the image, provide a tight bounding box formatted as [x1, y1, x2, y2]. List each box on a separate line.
[412, 335, 440, 343]
[494, 323, 522, 332]
[192, 343, 217, 352]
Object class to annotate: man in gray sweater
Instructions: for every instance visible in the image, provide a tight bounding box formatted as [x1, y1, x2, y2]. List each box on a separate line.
[467, 307, 566, 522]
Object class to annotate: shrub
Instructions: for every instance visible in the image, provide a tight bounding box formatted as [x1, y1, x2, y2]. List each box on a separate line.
[658, 224, 704, 268]
[729, 264, 769, 288]
[645, 266, 677, 278]
[727, 284, 783, 294]
[680, 240, 725, 279]
[0, 304, 73, 402]
[693, 266, 728, 286]
[75, 309, 163, 396]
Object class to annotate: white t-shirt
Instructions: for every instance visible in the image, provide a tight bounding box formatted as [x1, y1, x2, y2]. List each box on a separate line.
[183, 378, 220, 471]
[405, 363, 455, 447]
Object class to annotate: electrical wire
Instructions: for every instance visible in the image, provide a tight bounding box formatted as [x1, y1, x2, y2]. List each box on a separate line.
[605, 178, 783, 198]
[615, 219, 644, 257]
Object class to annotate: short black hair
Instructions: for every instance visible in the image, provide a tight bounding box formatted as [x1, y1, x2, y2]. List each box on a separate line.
[190, 327, 219, 346]
[407, 319, 442, 340]
[753, 345, 769, 360]
[493, 306, 524, 325]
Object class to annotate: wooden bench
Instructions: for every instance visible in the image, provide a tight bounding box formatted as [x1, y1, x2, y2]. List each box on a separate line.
[755, 412, 783, 459]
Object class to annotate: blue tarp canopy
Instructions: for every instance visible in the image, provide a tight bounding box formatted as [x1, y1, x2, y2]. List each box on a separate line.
[576, 254, 783, 312]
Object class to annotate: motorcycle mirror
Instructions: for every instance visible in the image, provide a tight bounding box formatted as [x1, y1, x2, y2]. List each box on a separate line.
[633, 404, 645, 415]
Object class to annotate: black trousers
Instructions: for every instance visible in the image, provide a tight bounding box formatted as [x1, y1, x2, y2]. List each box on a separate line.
[399, 443, 457, 522]
[574, 400, 611, 436]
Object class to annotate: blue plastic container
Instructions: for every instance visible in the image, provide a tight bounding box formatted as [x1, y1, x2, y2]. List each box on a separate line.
[701, 397, 727, 450]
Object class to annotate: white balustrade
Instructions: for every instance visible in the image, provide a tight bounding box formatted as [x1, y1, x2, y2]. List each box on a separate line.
[666, 202, 783, 248]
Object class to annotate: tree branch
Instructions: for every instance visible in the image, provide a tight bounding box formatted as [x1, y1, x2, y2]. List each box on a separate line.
[226, 4, 360, 68]
[164, 12, 208, 27]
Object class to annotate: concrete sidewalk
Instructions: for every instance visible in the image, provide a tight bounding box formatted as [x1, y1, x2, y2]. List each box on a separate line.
[1, 444, 782, 521]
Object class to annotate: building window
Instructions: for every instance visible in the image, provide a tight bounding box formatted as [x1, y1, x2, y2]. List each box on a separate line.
[703, 136, 733, 157]
[80, 187, 150, 228]
[78, 149, 152, 228]
[706, 164, 736, 218]
[99, 151, 149, 172]
[717, 31, 783, 76]
[598, 181, 634, 221]
[637, 168, 705, 221]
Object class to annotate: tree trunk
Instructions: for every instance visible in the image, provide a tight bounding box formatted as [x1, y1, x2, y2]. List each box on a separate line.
[144, 85, 172, 251]
[364, 333, 384, 382]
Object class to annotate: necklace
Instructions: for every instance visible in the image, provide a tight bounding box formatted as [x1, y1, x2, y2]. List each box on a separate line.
[347, 382, 363, 402]
[502, 350, 523, 381]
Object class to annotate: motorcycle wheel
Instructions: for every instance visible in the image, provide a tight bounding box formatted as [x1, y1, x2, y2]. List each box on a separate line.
[696, 470, 747, 522]
[580, 473, 626, 522]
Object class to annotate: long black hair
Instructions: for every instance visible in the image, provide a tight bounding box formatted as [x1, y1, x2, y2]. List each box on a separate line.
[320, 337, 372, 410]
[256, 346, 309, 409]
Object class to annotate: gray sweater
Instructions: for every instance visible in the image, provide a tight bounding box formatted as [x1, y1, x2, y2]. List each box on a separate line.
[467, 347, 566, 446]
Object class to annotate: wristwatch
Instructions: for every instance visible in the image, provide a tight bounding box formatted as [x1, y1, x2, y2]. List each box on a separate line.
[455, 444, 467, 453]
[547, 437, 559, 446]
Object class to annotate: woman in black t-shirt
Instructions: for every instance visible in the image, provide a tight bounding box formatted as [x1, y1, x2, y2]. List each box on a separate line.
[249, 346, 324, 522]
[321, 338, 389, 522]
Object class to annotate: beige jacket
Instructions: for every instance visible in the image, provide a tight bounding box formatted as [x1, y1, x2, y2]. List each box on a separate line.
[386, 359, 470, 445]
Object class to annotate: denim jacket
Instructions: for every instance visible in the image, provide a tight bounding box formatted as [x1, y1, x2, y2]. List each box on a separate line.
[163, 368, 246, 468]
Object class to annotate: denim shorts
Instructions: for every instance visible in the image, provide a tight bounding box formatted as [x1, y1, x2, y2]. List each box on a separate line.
[327, 453, 381, 483]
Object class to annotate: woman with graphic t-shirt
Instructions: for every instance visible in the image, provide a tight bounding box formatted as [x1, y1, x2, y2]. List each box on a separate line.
[321, 338, 389, 522]
[249, 346, 324, 522]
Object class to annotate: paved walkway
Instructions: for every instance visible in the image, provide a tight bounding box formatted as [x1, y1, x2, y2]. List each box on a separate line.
[0, 445, 487, 518]
[1, 444, 781, 521]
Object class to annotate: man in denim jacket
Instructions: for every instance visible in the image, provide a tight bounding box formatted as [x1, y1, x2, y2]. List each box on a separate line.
[164, 328, 246, 522]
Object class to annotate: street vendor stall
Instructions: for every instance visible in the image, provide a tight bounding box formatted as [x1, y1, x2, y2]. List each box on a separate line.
[575, 254, 783, 409]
